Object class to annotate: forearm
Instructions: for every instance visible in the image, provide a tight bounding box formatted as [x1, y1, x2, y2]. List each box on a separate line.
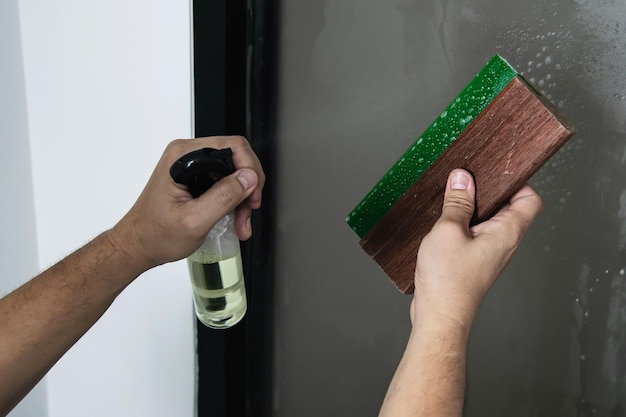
[378, 171, 542, 417]
[0, 230, 149, 415]
[379, 316, 469, 417]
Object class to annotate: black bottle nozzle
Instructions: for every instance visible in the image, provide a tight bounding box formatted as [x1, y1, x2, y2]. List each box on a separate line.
[169, 148, 235, 198]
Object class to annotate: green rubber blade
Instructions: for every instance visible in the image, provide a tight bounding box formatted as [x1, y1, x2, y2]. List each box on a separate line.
[346, 54, 518, 238]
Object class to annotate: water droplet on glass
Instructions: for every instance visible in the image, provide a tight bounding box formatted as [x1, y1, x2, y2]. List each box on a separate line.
[619, 268, 625, 276]
[580, 355, 586, 361]
[545, 56, 552, 65]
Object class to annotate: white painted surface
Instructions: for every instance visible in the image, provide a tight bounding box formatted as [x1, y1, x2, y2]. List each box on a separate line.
[17, 1, 195, 416]
[0, 1, 48, 416]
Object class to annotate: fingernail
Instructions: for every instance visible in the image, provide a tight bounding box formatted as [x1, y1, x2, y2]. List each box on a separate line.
[450, 171, 470, 190]
[237, 169, 255, 190]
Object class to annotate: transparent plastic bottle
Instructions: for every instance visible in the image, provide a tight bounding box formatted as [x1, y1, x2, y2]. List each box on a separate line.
[169, 147, 247, 329]
[187, 210, 246, 329]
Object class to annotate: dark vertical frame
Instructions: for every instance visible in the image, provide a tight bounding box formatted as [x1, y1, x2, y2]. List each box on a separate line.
[192, 1, 277, 416]
[243, 1, 278, 415]
[193, 2, 246, 416]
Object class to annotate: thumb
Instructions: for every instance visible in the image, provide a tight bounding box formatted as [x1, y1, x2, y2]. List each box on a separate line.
[438, 169, 476, 227]
[192, 168, 259, 231]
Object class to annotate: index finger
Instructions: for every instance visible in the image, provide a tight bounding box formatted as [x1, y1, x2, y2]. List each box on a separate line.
[472, 184, 543, 247]
[503, 185, 544, 229]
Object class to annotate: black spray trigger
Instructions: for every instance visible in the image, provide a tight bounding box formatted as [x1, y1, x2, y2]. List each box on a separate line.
[169, 148, 235, 198]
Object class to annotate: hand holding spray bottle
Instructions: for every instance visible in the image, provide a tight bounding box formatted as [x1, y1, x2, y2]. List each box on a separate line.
[169, 148, 246, 329]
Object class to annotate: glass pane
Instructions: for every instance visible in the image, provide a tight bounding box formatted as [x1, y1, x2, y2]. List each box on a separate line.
[272, 1, 626, 415]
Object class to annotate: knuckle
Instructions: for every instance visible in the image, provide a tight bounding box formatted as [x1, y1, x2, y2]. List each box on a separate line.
[164, 139, 189, 161]
[230, 135, 249, 149]
[178, 214, 197, 235]
[176, 213, 203, 241]
[214, 181, 239, 207]
[444, 195, 474, 214]
[166, 139, 187, 152]
[492, 221, 523, 252]
[536, 196, 545, 215]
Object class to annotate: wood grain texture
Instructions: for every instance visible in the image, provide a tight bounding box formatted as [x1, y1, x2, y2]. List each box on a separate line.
[360, 76, 575, 294]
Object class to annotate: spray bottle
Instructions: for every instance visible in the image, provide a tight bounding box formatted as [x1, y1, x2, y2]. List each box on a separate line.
[169, 148, 246, 329]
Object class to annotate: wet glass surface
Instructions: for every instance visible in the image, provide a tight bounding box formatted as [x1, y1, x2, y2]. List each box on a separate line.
[271, 1, 626, 415]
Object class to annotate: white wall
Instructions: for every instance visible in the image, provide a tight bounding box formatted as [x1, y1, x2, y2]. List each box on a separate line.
[17, 1, 195, 416]
[0, 1, 48, 416]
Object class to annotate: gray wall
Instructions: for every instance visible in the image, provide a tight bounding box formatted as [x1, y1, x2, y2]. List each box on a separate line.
[272, 1, 626, 416]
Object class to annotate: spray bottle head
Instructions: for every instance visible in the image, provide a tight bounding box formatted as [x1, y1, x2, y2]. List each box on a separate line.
[169, 148, 235, 198]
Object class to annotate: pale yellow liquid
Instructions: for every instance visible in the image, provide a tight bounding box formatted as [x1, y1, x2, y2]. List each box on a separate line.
[188, 252, 247, 329]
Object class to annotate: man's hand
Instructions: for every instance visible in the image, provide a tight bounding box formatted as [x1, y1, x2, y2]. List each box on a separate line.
[0, 136, 265, 416]
[107, 136, 266, 271]
[380, 169, 543, 417]
[411, 169, 543, 332]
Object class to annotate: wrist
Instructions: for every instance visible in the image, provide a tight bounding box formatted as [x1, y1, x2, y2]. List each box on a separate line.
[411, 300, 476, 338]
[407, 311, 471, 366]
[392, 307, 469, 417]
[104, 226, 155, 277]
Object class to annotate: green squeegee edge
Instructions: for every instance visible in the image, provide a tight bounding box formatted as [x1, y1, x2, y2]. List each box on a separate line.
[346, 54, 518, 239]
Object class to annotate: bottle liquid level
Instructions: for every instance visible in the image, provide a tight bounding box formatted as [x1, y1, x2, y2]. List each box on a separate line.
[188, 251, 247, 329]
